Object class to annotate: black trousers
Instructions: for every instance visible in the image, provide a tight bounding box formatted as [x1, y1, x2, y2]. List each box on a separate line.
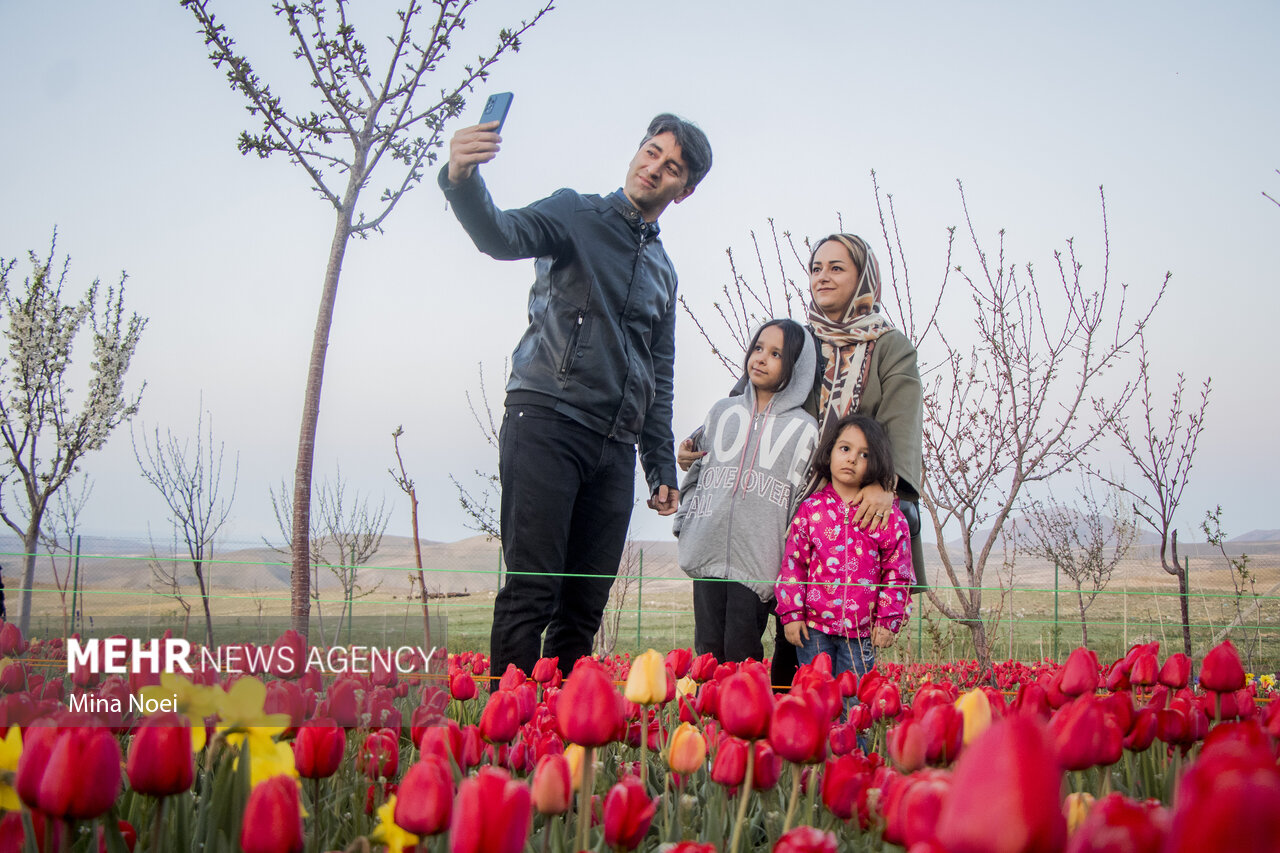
[491, 405, 636, 679]
[692, 578, 773, 664]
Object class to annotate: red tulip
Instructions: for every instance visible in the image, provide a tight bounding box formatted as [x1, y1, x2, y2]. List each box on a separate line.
[1064, 792, 1168, 853]
[689, 652, 718, 683]
[1157, 653, 1190, 689]
[450, 671, 478, 701]
[665, 648, 692, 679]
[1051, 695, 1122, 771]
[293, 717, 346, 779]
[0, 622, 26, 656]
[240, 775, 304, 853]
[531, 753, 572, 815]
[268, 630, 307, 679]
[752, 740, 783, 791]
[357, 728, 399, 779]
[821, 752, 872, 821]
[710, 734, 747, 789]
[887, 718, 929, 772]
[530, 657, 559, 684]
[497, 663, 526, 691]
[769, 694, 826, 764]
[668, 844, 716, 853]
[1164, 736, 1280, 853]
[935, 715, 1066, 853]
[479, 690, 520, 744]
[556, 661, 621, 747]
[920, 703, 964, 765]
[869, 682, 902, 721]
[718, 671, 773, 740]
[881, 768, 951, 848]
[126, 712, 194, 796]
[1059, 647, 1100, 697]
[30, 724, 122, 819]
[1123, 707, 1157, 752]
[449, 766, 532, 853]
[1127, 652, 1157, 687]
[602, 775, 656, 851]
[1199, 640, 1246, 693]
[395, 755, 453, 836]
[772, 825, 838, 853]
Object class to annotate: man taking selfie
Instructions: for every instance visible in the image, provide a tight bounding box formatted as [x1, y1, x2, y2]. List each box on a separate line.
[440, 108, 712, 678]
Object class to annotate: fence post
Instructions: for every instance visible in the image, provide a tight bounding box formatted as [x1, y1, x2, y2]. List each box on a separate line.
[1184, 554, 1191, 648]
[636, 549, 643, 649]
[497, 548, 503, 593]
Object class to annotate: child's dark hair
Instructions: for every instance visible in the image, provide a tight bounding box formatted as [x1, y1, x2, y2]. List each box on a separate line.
[741, 319, 807, 393]
[811, 413, 896, 491]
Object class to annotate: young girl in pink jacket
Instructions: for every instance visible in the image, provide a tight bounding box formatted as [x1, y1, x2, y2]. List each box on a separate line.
[775, 413, 915, 682]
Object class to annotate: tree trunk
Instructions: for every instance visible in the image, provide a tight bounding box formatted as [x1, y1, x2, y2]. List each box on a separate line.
[1076, 586, 1089, 648]
[18, 521, 40, 636]
[1177, 565, 1192, 657]
[193, 562, 215, 649]
[966, 619, 992, 672]
[290, 202, 357, 639]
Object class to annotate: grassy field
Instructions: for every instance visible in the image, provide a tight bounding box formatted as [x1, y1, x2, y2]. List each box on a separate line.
[25, 554, 1280, 676]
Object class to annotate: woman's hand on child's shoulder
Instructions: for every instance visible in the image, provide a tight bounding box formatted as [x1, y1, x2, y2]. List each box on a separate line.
[851, 482, 895, 531]
[677, 438, 706, 472]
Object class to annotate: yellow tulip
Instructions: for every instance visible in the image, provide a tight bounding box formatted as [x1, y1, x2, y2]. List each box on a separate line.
[0, 726, 22, 811]
[667, 722, 707, 775]
[1064, 791, 1095, 834]
[564, 743, 586, 791]
[954, 688, 992, 745]
[676, 676, 698, 697]
[623, 648, 667, 705]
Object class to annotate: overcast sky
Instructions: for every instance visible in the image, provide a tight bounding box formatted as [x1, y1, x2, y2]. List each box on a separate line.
[1, 1, 1276, 553]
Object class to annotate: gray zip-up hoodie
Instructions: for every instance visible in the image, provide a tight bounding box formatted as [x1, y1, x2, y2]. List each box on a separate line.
[673, 328, 820, 601]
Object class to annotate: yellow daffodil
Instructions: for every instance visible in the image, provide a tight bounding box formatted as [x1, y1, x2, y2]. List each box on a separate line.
[0, 726, 22, 811]
[623, 648, 667, 705]
[139, 673, 222, 751]
[215, 677, 290, 752]
[954, 688, 992, 745]
[242, 738, 300, 790]
[371, 795, 419, 853]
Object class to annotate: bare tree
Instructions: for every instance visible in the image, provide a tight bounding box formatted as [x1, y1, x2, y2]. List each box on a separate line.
[39, 475, 92, 637]
[268, 480, 329, 640]
[316, 469, 389, 645]
[133, 405, 239, 648]
[594, 537, 639, 657]
[181, 0, 554, 638]
[1201, 507, 1267, 669]
[0, 233, 146, 635]
[1094, 335, 1210, 657]
[1022, 481, 1137, 648]
[1264, 168, 1280, 208]
[450, 362, 505, 539]
[391, 425, 432, 649]
[146, 523, 194, 638]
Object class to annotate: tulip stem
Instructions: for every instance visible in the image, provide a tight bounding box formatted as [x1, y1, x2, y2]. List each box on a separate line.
[639, 708, 649, 794]
[728, 744, 755, 853]
[311, 778, 322, 853]
[151, 796, 168, 853]
[782, 765, 801, 834]
[661, 769, 672, 841]
[576, 745, 596, 853]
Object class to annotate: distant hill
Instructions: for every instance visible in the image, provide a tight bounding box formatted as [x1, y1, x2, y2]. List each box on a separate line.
[1231, 529, 1280, 543]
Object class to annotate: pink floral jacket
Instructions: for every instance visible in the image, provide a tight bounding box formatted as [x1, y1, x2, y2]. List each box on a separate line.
[774, 484, 915, 638]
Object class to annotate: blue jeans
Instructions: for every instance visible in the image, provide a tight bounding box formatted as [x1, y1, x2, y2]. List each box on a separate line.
[796, 630, 876, 720]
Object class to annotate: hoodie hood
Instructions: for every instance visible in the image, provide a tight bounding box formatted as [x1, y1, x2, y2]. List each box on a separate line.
[745, 323, 818, 418]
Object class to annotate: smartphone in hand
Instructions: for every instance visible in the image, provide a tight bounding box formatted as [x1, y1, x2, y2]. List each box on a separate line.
[478, 92, 514, 133]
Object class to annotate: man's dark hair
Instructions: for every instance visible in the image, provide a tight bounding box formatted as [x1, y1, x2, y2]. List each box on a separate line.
[741, 319, 807, 394]
[643, 113, 712, 189]
[812, 413, 896, 492]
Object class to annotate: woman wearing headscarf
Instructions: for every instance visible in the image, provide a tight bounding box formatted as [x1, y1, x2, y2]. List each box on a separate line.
[679, 233, 924, 688]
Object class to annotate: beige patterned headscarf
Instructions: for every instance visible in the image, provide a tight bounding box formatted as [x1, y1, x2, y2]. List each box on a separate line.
[805, 234, 896, 483]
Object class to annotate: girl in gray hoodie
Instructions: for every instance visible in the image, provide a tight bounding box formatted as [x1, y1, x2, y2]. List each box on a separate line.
[673, 319, 820, 662]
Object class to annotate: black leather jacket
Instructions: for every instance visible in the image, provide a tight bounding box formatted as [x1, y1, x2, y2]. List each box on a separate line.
[439, 167, 679, 495]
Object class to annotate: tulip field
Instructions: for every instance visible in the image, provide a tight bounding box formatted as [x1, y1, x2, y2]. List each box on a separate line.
[0, 620, 1277, 853]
